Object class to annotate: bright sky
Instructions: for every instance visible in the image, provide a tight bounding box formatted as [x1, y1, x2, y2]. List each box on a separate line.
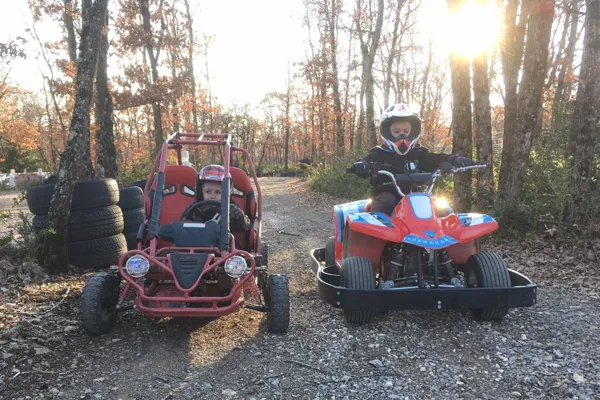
[0, 0, 500, 107]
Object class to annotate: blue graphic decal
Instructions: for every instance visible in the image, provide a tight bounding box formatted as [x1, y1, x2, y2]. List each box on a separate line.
[348, 212, 394, 228]
[423, 230, 436, 238]
[457, 213, 495, 227]
[403, 234, 458, 248]
[334, 200, 370, 242]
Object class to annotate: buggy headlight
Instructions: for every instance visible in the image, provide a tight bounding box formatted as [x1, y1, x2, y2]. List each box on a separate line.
[224, 256, 247, 279]
[125, 255, 150, 278]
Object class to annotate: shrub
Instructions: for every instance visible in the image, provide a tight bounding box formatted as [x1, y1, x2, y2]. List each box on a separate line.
[308, 155, 370, 200]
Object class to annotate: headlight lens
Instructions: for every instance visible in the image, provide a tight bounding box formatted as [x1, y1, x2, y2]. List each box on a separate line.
[224, 256, 247, 279]
[125, 255, 150, 278]
[434, 197, 449, 209]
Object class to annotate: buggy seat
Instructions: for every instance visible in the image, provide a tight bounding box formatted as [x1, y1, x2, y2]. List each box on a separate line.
[230, 167, 258, 252]
[145, 164, 198, 228]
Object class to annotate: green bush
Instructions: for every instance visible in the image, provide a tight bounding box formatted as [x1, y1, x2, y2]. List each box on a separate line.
[308, 155, 370, 200]
[118, 160, 153, 187]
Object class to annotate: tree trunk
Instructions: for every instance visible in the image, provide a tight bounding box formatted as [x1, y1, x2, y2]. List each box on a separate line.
[472, 51, 495, 210]
[499, 0, 555, 201]
[498, 0, 531, 192]
[563, 0, 600, 224]
[63, 0, 78, 64]
[140, 0, 163, 151]
[44, 0, 109, 272]
[325, 0, 344, 155]
[448, 52, 473, 212]
[183, 0, 199, 132]
[356, 0, 385, 148]
[447, 0, 473, 213]
[383, 0, 405, 109]
[95, 8, 118, 179]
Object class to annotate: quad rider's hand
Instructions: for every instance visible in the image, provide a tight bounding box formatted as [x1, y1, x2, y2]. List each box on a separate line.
[352, 161, 371, 178]
[451, 156, 476, 168]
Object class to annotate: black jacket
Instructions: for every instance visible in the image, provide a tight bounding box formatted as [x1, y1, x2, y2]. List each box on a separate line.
[360, 145, 452, 196]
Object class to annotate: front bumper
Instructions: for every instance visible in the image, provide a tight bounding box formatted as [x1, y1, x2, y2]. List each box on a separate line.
[310, 248, 537, 311]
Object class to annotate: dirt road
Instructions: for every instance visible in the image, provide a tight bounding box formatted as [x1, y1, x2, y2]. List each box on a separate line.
[1, 178, 599, 399]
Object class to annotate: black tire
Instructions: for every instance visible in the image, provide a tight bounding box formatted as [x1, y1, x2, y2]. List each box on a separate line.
[67, 234, 127, 270]
[80, 272, 121, 335]
[325, 236, 336, 267]
[26, 179, 119, 215]
[267, 275, 290, 333]
[123, 208, 145, 233]
[341, 257, 376, 324]
[118, 186, 144, 211]
[124, 231, 138, 250]
[466, 252, 511, 321]
[259, 242, 269, 267]
[31, 206, 124, 242]
[128, 180, 147, 191]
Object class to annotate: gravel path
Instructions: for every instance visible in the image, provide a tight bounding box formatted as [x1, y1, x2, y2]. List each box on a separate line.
[1, 178, 599, 400]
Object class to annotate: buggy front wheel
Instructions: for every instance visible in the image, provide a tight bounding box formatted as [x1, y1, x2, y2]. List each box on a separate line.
[80, 272, 121, 335]
[266, 275, 290, 333]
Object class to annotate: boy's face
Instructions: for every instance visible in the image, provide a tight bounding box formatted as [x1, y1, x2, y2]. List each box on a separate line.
[202, 181, 222, 201]
[390, 121, 412, 138]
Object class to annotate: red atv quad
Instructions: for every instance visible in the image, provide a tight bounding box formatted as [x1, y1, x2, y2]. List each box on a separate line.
[310, 162, 536, 323]
[80, 132, 290, 335]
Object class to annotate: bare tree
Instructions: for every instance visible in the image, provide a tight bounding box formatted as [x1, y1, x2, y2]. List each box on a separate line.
[43, 0, 110, 270]
[563, 0, 600, 224]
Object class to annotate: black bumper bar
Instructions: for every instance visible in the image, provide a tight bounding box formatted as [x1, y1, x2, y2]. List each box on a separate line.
[310, 248, 537, 311]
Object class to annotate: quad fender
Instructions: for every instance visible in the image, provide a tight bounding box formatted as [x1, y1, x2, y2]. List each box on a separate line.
[443, 213, 499, 263]
[333, 200, 371, 263]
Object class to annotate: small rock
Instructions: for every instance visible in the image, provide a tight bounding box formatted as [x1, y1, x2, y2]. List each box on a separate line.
[84, 389, 92, 394]
[201, 383, 212, 390]
[369, 359, 384, 368]
[553, 349, 564, 359]
[35, 346, 51, 356]
[521, 334, 527, 340]
[111, 338, 121, 343]
[384, 381, 393, 387]
[94, 394, 103, 400]
[271, 378, 279, 386]
[572, 373, 585, 384]
[510, 392, 521, 398]
[222, 389, 237, 397]
[64, 326, 78, 333]
[388, 395, 401, 399]
[49, 388, 59, 394]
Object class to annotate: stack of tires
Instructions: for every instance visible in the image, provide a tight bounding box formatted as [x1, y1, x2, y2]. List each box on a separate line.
[118, 185, 146, 250]
[28, 179, 127, 269]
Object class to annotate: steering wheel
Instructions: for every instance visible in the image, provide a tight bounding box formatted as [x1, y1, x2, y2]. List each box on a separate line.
[181, 200, 222, 222]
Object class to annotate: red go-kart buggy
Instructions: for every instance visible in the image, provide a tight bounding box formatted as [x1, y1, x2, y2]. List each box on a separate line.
[310, 162, 536, 323]
[80, 132, 290, 334]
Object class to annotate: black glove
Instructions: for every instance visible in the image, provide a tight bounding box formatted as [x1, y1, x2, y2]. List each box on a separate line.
[451, 156, 475, 168]
[352, 161, 371, 178]
[230, 203, 245, 221]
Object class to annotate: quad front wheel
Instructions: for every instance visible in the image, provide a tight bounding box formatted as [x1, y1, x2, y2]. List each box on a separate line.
[466, 252, 511, 321]
[80, 272, 121, 335]
[341, 257, 376, 324]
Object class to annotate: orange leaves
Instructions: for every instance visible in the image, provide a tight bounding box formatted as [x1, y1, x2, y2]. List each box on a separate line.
[0, 86, 40, 153]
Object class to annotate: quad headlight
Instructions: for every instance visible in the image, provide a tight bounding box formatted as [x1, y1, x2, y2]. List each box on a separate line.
[224, 256, 247, 279]
[125, 255, 150, 278]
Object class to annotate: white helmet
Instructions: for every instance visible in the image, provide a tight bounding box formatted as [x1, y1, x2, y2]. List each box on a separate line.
[379, 103, 422, 155]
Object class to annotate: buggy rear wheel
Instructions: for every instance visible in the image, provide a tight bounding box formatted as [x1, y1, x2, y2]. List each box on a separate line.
[341, 257, 376, 324]
[325, 236, 335, 267]
[266, 275, 290, 333]
[466, 252, 511, 321]
[80, 272, 121, 335]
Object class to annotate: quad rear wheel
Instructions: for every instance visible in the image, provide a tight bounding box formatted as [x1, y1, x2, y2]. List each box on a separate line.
[325, 236, 336, 267]
[466, 252, 511, 321]
[341, 257, 376, 324]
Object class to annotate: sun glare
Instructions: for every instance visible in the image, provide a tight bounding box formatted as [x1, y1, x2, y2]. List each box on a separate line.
[439, 1, 501, 58]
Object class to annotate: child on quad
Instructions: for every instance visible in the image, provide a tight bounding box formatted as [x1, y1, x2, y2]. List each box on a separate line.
[184, 164, 250, 232]
[351, 103, 476, 215]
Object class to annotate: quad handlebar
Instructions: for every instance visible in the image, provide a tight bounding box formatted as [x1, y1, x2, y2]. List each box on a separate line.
[347, 161, 487, 197]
